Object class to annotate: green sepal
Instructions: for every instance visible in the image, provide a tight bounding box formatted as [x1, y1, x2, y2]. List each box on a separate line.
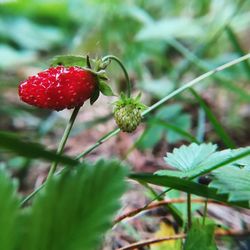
[99, 81, 116, 96]
[90, 86, 100, 105]
[114, 93, 147, 111]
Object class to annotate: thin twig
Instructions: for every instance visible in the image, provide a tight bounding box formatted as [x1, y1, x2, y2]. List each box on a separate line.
[114, 198, 223, 224]
[118, 230, 250, 250]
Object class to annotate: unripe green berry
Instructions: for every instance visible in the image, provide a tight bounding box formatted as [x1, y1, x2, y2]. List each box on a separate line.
[113, 93, 146, 133]
[114, 104, 142, 132]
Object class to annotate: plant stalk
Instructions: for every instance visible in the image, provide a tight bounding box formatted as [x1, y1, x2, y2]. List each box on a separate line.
[187, 193, 192, 230]
[101, 55, 131, 98]
[203, 199, 208, 226]
[46, 106, 80, 182]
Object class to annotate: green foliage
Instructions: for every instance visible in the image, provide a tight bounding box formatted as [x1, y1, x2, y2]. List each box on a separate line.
[190, 88, 236, 148]
[136, 17, 203, 41]
[138, 104, 192, 149]
[0, 160, 127, 250]
[99, 81, 116, 96]
[130, 143, 250, 208]
[0, 169, 20, 250]
[210, 166, 250, 203]
[20, 159, 127, 250]
[184, 220, 218, 250]
[129, 172, 249, 209]
[0, 131, 78, 166]
[158, 143, 231, 178]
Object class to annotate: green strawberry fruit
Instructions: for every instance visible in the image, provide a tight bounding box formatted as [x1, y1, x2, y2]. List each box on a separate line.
[113, 93, 147, 133]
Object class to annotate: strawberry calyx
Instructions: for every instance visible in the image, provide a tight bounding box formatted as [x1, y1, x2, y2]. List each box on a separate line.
[113, 92, 147, 111]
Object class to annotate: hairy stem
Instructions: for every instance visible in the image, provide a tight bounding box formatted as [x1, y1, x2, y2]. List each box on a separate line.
[46, 106, 80, 182]
[102, 55, 131, 97]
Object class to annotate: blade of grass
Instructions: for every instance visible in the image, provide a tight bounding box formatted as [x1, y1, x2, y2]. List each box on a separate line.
[190, 88, 236, 148]
[172, 0, 247, 83]
[0, 131, 77, 166]
[129, 173, 249, 209]
[226, 25, 250, 79]
[168, 38, 250, 102]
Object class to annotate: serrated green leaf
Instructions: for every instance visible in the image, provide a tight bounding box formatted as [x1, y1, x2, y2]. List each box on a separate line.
[161, 143, 232, 178]
[0, 168, 20, 250]
[161, 143, 250, 178]
[20, 159, 127, 250]
[99, 81, 115, 96]
[209, 166, 250, 203]
[0, 131, 77, 166]
[184, 219, 218, 250]
[50, 55, 88, 67]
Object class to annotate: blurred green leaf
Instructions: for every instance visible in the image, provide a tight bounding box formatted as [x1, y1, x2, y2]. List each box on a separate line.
[20, 159, 127, 250]
[0, 18, 64, 50]
[184, 219, 218, 250]
[0, 168, 20, 250]
[136, 17, 203, 41]
[190, 88, 236, 148]
[0, 131, 77, 166]
[138, 104, 192, 149]
[139, 77, 174, 99]
[0, 45, 36, 69]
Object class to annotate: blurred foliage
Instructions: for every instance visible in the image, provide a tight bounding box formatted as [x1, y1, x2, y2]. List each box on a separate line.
[0, 0, 250, 164]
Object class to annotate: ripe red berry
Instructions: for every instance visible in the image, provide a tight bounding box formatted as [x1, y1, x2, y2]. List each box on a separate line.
[18, 66, 97, 111]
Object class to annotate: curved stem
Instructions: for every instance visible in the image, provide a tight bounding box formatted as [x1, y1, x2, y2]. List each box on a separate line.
[102, 55, 131, 98]
[46, 106, 80, 182]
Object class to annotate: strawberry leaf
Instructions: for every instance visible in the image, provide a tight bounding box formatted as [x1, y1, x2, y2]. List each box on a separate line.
[20, 159, 127, 250]
[158, 143, 232, 178]
[209, 149, 250, 203]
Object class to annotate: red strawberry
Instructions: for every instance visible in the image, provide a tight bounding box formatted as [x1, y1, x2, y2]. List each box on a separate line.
[18, 66, 97, 111]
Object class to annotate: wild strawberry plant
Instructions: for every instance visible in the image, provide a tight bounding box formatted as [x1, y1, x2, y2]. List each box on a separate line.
[0, 53, 249, 250]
